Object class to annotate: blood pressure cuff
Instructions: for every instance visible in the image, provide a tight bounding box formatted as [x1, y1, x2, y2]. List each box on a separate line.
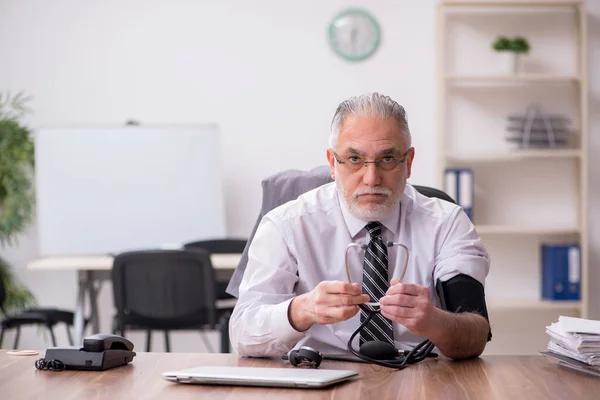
[436, 274, 492, 342]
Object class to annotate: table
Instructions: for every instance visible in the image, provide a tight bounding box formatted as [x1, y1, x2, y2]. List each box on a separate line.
[27, 254, 241, 344]
[1, 351, 598, 399]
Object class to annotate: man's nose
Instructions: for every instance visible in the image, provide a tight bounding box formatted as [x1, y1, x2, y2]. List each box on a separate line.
[362, 162, 381, 186]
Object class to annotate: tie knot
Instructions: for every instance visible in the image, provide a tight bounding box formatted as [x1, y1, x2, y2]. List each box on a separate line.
[366, 221, 383, 238]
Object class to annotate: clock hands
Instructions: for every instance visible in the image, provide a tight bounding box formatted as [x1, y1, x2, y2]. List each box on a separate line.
[350, 26, 358, 54]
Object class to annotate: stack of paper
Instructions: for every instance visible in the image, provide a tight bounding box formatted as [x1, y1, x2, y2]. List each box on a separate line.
[542, 316, 600, 377]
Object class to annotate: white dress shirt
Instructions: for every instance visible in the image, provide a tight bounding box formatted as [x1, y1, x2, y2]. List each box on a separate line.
[230, 182, 490, 357]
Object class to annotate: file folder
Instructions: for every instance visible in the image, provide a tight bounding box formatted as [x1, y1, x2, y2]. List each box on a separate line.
[444, 168, 473, 220]
[541, 244, 581, 301]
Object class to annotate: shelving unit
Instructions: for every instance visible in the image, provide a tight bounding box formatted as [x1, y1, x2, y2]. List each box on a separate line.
[437, 1, 588, 354]
[475, 225, 579, 235]
[445, 74, 580, 83]
[487, 300, 582, 311]
[446, 148, 582, 162]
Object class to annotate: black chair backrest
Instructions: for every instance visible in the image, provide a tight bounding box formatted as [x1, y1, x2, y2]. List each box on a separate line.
[183, 239, 247, 254]
[226, 167, 457, 298]
[112, 250, 217, 330]
[413, 185, 456, 204]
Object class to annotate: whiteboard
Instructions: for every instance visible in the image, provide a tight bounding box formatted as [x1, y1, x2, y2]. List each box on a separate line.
[35, 126, 226, 256]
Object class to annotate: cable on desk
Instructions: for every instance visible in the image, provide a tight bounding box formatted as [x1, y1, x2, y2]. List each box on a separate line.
[35, 358, 66, 371]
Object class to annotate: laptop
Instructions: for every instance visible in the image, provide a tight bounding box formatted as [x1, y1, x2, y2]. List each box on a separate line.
[162, 366, 358, 389]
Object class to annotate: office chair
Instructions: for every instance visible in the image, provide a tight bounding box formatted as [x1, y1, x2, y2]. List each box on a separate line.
[183, 239, 247, 256]
[183, 239, 246, 300]
[111, 249, 229, 353]
[182, 239, 247, 352]
[0, 269, 76, 349]
[226, 166, 457, 297]
[412, 185, 456, 204]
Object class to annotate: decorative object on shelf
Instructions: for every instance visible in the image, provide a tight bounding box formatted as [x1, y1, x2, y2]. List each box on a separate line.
[492, 36, 530, 74]
[506, 104, 572, 149]
[541, 244, 581, 301]
[443, 168, 473, 221]
[328, 8, 380, 62]
[0, 91, 36, 315]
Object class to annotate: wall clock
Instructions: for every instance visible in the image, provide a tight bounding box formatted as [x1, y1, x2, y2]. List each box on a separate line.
[328, 8, 381, 62]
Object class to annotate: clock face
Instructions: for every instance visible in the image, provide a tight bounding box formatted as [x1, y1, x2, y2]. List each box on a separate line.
[328, 9, 381, 61]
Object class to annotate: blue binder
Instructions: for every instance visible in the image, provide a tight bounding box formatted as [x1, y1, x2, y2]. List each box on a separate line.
[444, 168, 473, 220]
[541, 244, 581, 301]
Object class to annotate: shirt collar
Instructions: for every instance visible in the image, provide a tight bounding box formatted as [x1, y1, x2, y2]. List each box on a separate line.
[337, 189, 402, 238]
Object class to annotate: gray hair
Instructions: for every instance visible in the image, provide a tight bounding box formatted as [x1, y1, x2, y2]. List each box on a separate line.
[329, 92, 411, 149]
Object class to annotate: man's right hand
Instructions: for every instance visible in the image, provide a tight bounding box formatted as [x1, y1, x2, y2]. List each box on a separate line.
[288, 281, 370, 332]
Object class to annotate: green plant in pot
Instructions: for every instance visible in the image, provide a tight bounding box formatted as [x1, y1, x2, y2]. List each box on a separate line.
[510, 36, 531, 54]
[492, 36, 531, 74]
[0, 91, 36, 315]
[492, 36, 512, 52]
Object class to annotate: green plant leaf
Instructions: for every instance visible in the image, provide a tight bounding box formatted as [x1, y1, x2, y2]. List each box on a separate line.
[0, 256, 36, 315]
[511, 36, 531, 53]
[492, 36, 511, 51]
[0, 90, 36, 312]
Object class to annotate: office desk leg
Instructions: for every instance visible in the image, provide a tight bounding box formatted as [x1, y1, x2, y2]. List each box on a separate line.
[73, 271, 88, 345]
[88, 274, 100, 335]
[73, 270, 110, 343]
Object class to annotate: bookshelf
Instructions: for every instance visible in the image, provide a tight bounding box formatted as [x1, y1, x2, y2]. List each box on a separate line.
[437, 0, 588, 354]
[487, 300, 582, 311]
[446, 148, 582, 162]
[445, 74, 580, 84]
[475, 225, 579, 235]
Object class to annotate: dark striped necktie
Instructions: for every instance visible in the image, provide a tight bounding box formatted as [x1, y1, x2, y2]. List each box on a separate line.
[360, 221, 394, 346]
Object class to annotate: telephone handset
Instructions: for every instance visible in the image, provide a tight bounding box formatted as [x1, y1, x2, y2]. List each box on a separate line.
[37, 333, 136, 371]
[83, 333, 135, 352]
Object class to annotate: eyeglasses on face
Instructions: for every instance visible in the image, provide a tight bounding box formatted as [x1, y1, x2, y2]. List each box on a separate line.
[332, 150, 410, 172]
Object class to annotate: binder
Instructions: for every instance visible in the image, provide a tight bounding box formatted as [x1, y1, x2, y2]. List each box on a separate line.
[541, 244, 581, 301]
[567, 246, 581, 300]
[444, 168, 473, 220]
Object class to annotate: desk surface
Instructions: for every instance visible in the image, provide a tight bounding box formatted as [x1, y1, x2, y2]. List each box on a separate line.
[26, 253, 241, 271]
[1, 351, 598, 399]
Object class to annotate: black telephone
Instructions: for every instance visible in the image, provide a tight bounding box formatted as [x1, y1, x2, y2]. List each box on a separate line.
[39, 333, 136, 371]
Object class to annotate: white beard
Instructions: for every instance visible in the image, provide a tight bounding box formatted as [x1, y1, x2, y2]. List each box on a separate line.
[335, 167, 405, 221]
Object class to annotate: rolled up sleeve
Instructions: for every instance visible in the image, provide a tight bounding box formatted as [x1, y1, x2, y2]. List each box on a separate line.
[229, 216, 306, 357]
[433, 207, 490, 285]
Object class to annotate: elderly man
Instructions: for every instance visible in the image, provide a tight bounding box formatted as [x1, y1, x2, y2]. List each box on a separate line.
[230, 93, 491, 359]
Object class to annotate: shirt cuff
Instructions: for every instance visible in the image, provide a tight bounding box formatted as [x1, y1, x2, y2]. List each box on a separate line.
[271, 298, 307, 346]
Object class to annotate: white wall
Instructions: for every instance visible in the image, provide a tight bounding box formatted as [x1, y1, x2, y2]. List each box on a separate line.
[0, 0, 598, 353]
[0, 0, 438, 351]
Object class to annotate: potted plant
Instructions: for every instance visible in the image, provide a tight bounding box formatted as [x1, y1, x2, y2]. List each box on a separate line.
[0, 91, 36, 315]
[492, 36, 531, 74]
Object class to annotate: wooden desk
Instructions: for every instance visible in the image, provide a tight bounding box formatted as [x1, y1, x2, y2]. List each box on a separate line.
[1, 351, 598, 399]
[26, 254, 242, 343]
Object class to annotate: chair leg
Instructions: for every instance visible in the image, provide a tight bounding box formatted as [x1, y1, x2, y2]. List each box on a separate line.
[219, 312, 232, 353]
[48, 326, 57, 347]
[199, 331, 215, 353]
[164, 331, 170, 353]
[114, 318, 125, 337]
[13, 326, 21, 349]
[66, 325, 74, 346]
[146, 330, 152, 352]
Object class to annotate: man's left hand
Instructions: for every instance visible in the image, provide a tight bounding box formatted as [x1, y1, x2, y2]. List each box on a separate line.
[379, 279, 439, 337]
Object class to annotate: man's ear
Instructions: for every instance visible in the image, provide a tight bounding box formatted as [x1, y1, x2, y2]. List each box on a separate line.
[405, 147, 415, 179]
[326, 149, 336, 180]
